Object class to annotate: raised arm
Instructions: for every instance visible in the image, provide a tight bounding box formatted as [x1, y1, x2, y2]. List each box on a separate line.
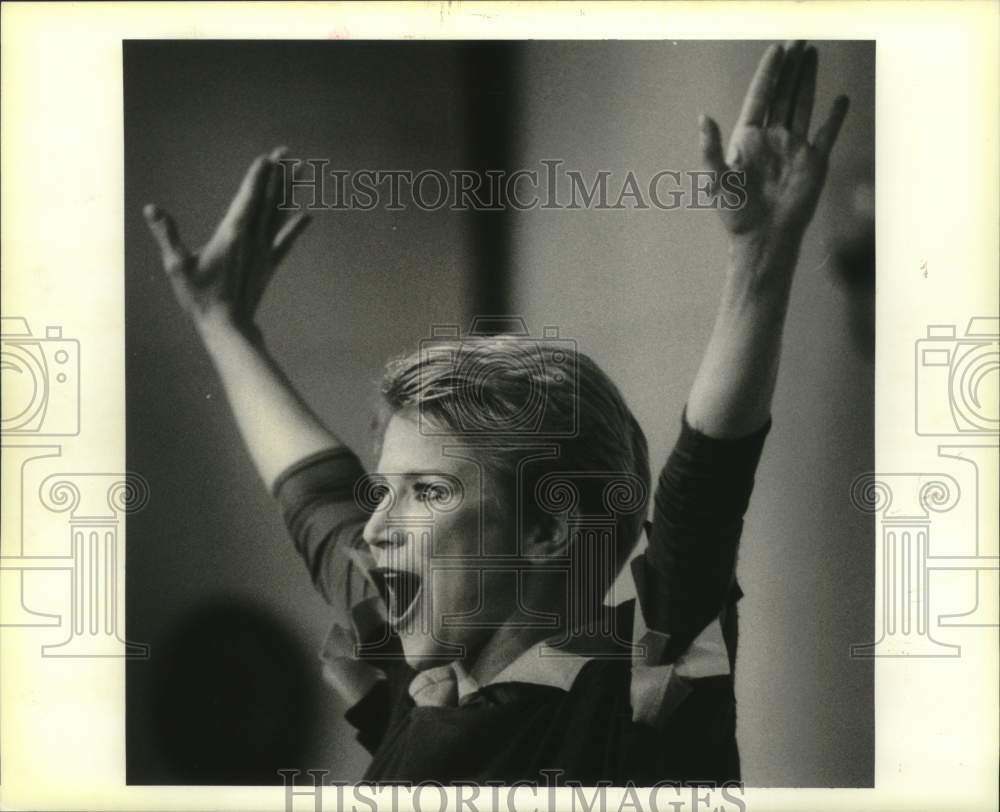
[144, 149, 342, 490]
[639, 43, 849, 662]
[687, 41, 848, 438]
[145, 151, 386, 699]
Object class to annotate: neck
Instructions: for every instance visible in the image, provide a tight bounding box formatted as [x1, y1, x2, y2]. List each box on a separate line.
[465, 606, 566, 686]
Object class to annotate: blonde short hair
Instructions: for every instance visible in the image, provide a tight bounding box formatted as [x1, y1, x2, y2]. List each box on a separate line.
[379, 334, 650, 610]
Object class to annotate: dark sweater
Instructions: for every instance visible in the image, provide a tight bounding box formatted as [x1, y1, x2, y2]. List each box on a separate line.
[273, 414, 770, 785]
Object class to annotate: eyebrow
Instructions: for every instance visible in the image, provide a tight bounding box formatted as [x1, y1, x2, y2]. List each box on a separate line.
[370, 470, 456, 480]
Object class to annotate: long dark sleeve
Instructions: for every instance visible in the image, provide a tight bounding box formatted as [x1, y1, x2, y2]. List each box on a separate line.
[639, 411, 770, 664]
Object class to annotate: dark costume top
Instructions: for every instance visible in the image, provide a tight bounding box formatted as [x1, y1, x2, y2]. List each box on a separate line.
[273, 414, 770, 785]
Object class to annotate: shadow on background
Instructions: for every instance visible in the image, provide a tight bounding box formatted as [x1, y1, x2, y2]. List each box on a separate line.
[140, 597, 317, 785]
[830, 170, 876, 360]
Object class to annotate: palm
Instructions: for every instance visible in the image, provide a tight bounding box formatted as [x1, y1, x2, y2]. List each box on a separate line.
[144, 148, 310, 325]
[191, 221, 268, 312]
[722, 124, 822, 235]
[701, 42, 849, 242]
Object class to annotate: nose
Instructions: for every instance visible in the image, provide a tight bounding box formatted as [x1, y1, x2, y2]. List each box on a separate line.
[361, 504, 410, 567]
[360, 478, 395, 543]
[361, 504, 387, 550]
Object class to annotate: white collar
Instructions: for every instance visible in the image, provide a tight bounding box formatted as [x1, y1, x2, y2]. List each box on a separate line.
[407, 638, 593, 706]
[408, 527, 730, 706]
[456, 526, 652, 696]
[482, 640, 592, 693]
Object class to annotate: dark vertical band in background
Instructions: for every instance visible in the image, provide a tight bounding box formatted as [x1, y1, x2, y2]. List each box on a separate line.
[462, 42, 522, 325]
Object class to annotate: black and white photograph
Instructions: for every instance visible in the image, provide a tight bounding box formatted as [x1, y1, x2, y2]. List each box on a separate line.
[2, 4, 997, 812]
[124, 38, 874, 789]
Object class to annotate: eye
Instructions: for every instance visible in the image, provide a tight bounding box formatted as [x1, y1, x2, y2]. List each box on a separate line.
[413, 482, 451, 502]
[414, 481, 453, 505]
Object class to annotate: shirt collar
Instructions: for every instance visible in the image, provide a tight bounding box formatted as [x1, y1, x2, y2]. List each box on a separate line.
[408, 639, 592, 706]
[485, 640, 592, 693]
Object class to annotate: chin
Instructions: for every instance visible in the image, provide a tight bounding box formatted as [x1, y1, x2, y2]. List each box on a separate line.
[389, 575, 494, 670]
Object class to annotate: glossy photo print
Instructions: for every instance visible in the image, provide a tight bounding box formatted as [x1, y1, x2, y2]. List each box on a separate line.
[122, 38, 875, 791]
[4, 4, 998, 811]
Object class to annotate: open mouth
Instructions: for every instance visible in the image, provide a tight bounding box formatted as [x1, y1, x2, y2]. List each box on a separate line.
[377, 569, 423, 629]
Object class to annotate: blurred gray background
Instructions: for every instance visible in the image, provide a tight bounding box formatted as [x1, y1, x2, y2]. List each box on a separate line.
[125, 40, 874, 786]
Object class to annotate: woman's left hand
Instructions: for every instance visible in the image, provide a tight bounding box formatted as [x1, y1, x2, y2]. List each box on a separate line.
[700, 41, 849, 252]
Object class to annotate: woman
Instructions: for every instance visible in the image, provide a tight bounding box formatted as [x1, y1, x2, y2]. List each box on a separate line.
[143, 41, 848, 785]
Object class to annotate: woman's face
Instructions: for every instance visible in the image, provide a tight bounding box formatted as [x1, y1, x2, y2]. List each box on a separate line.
[361, 412, 523, 670]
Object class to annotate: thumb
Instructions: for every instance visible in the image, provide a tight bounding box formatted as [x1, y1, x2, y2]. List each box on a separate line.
[143, 204, 190, 272]
[270, 212, 312, 268]
[698, 114, 727, 176]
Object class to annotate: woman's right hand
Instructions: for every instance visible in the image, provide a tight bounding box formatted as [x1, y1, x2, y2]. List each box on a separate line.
[143, 147, 310, 332]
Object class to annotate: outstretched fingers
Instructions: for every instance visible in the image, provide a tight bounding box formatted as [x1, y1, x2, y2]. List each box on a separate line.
[263, 147, 289, 228]
[699, 113, 728, 198]
[767, 40, 806, 128]
[736, 43, 785, 130]
[280, 154, 302, 215]
[790, 47, 818, 138]
[221, 154, 272, 232]
[699, 114, 727, 174]
[143, 204, 190, 273]
[248, 212, 311, 305]
[271, 212, 312, 268]
[813, 95, 850, 159]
